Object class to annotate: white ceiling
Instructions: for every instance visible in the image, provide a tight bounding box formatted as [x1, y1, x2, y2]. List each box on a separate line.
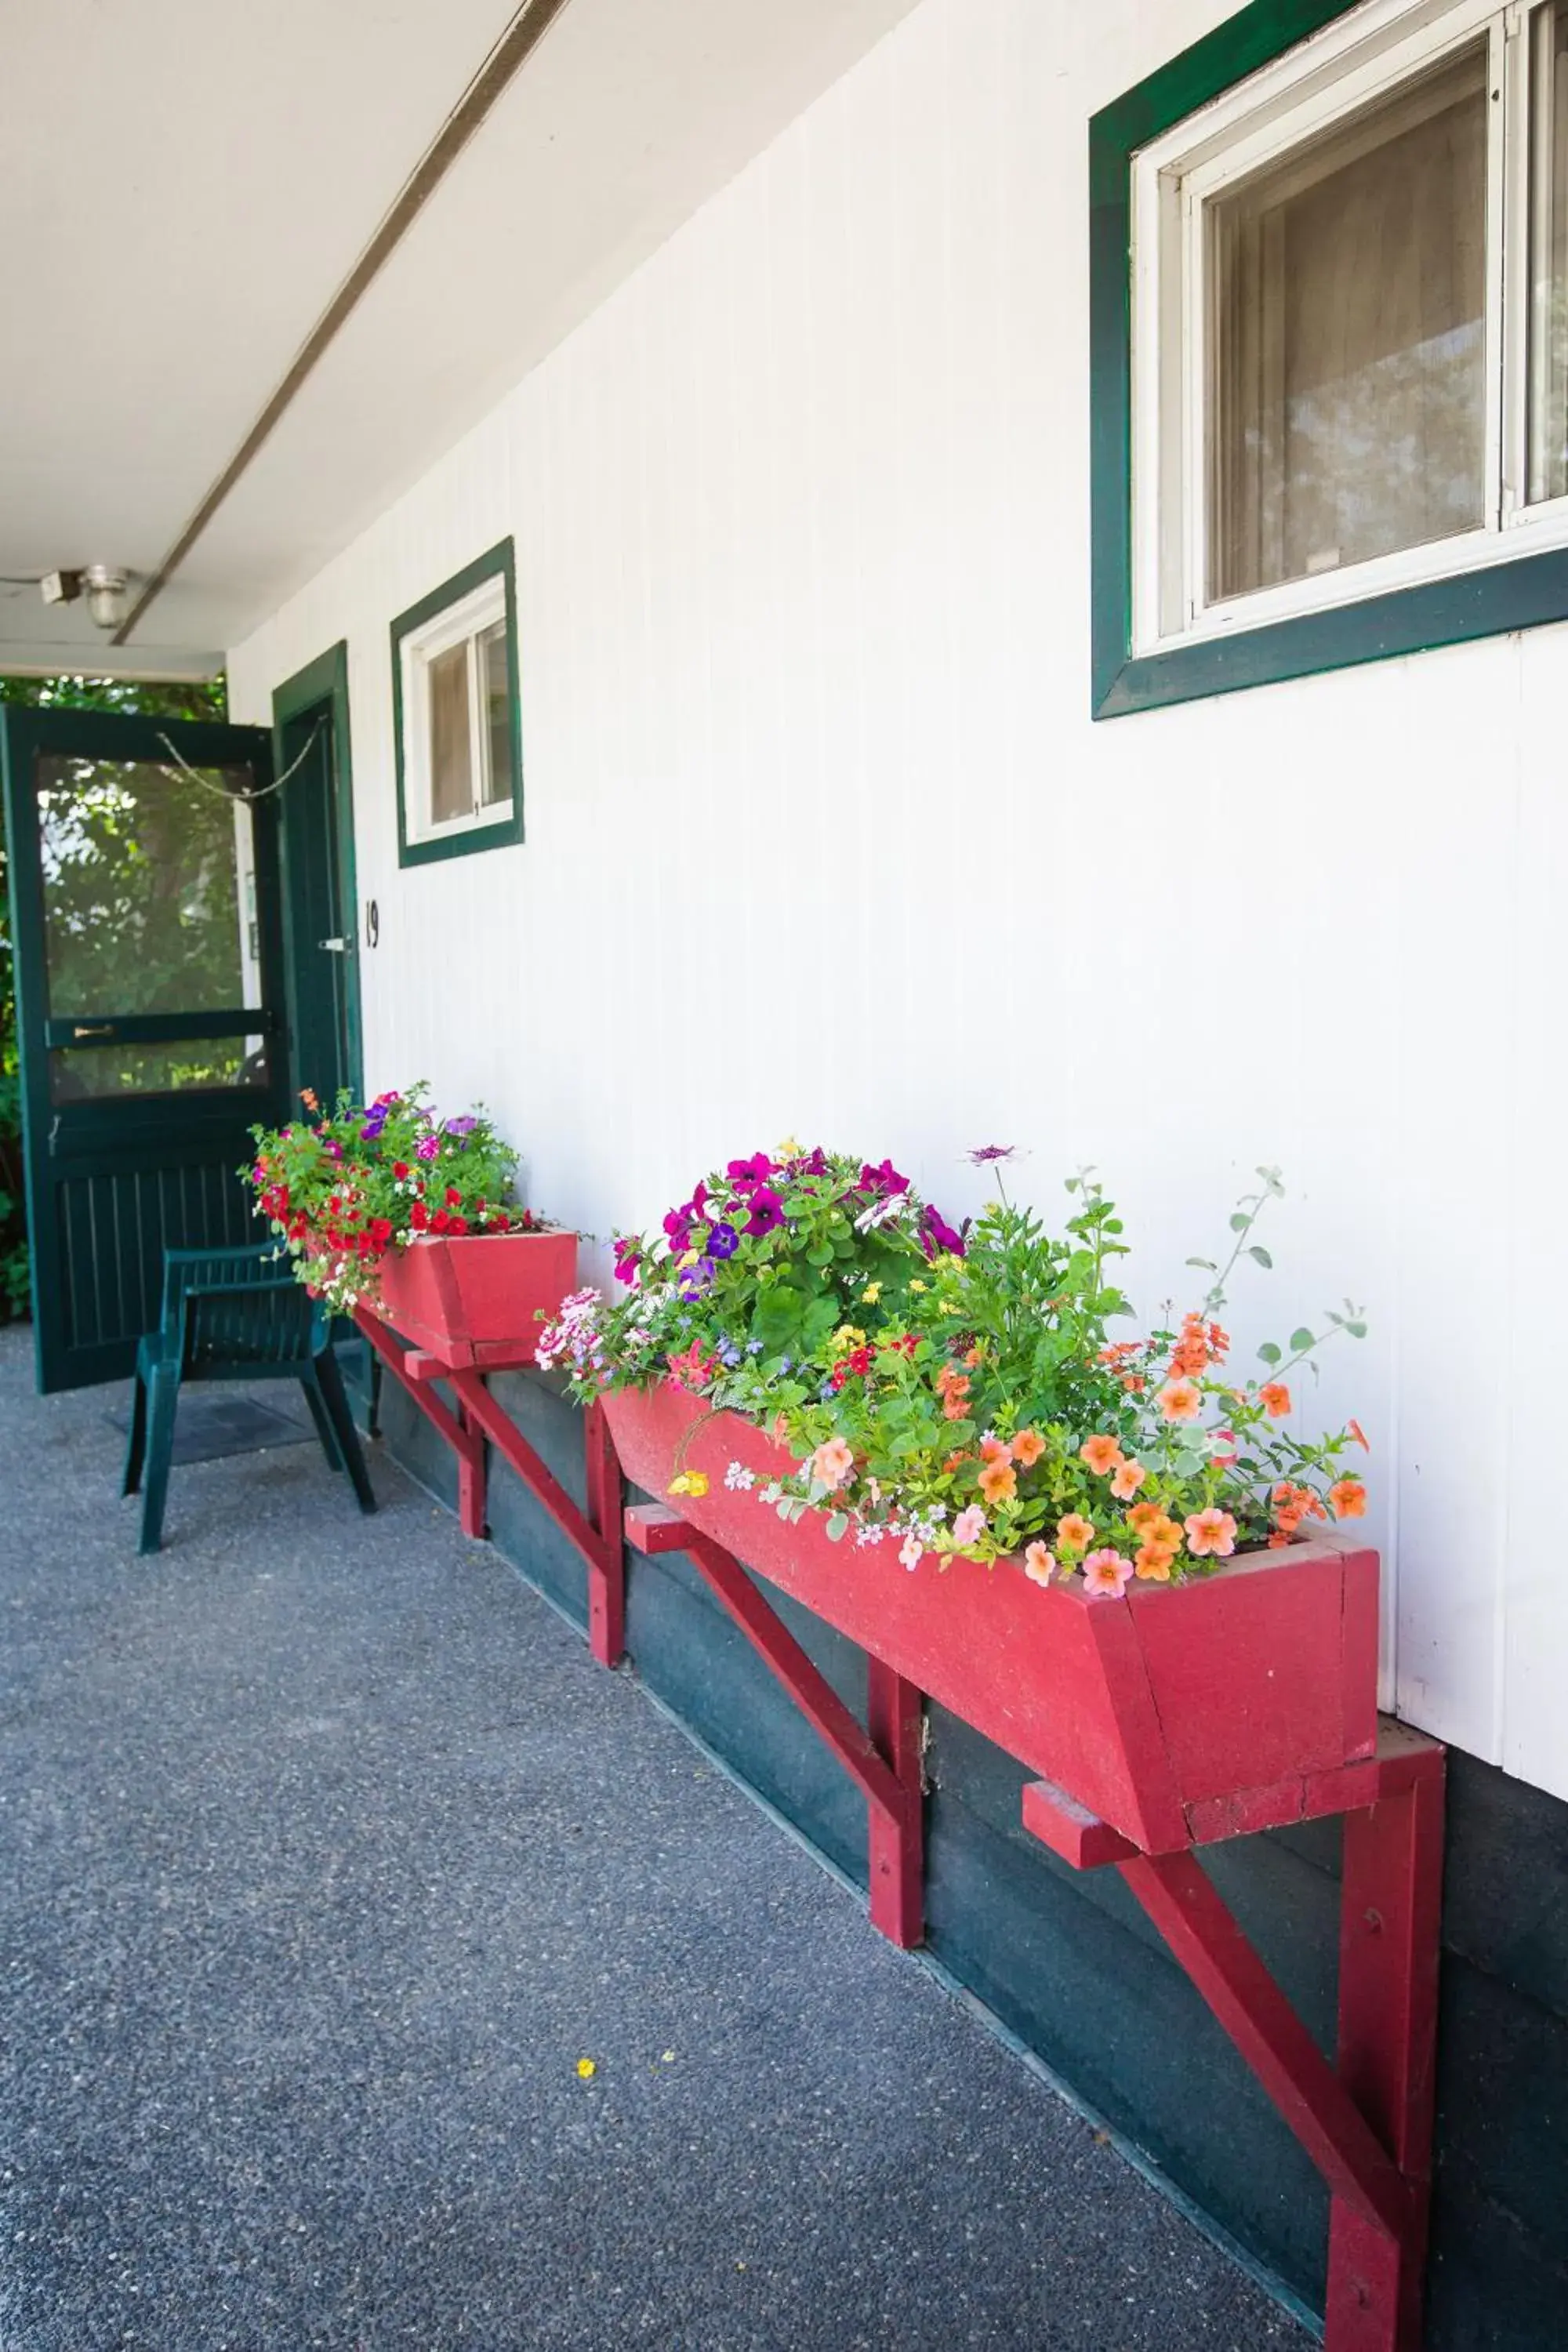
[0, 0, 920, 677]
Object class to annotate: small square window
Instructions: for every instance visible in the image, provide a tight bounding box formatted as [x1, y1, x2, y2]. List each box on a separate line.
[392, 543, 522, 866]
[1112, 0, 1568, 693]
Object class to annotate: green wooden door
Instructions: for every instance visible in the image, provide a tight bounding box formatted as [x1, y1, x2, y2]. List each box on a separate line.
[0, 705, 289, 1392]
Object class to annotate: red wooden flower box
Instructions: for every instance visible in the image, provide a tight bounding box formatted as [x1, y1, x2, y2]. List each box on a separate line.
[602, 1383, 1379, 1854]
[374, 1229, 578, 1370]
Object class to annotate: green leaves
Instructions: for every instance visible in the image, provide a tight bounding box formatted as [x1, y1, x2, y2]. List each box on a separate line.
[1257, 1341, 1282, 1365]
[1247, 1246, 1272, 1269]
[1290, 1327, 1314, 1353]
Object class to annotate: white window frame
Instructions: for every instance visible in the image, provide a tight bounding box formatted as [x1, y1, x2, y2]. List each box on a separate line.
[398, 574, 513, 846]
[1131, 0, 1568, 656]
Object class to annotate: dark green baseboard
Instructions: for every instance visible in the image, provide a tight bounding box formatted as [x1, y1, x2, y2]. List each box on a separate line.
[375, 1373, 1568, 2347]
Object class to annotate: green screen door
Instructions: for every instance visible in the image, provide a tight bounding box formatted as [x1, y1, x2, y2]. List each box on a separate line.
[0, 705, 290, 1392]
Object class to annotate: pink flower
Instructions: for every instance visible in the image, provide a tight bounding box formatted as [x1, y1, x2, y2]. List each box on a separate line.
[665, 1340, 718, 1393]
[415, 1136, 441, 1162]
[1022, 1542, 1055, 1588]
[898, 1534, 924, 1571]
[1080, 1548, 1134, 1599]
[951, 1504, 986, 1547]
[810, 1438, 855, 1492]
[1184, 1507, 1238, 1559]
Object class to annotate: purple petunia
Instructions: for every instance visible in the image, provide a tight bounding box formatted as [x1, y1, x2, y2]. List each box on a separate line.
[445, 1115, 478, 1137]
[678, 1258, 717, 1300]
[967, 1144, 1015, 1165]
[920, 1204, 967, 1258]
[857, 1158, 909, 1199]
[706, 1221, 739, 1260]
[744, 1188, 786, 1237]
[612, 1236, 642, 1284]
[726, 1153, 775, 1191]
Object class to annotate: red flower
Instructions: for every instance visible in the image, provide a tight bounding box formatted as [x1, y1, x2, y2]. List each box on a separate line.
[368, 1218, 394, 1246]
[393, 1162, 410, 1181]
[445, 1185, 463, 1209]
[410, 1203, 429, 1231]
[448, 1214, 469, 1236]
[430, 1210, 452, 1235]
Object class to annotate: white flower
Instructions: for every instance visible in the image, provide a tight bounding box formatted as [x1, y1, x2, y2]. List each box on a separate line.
[899, 1535, 924, 1572]
[724, 1461, 757, 1492]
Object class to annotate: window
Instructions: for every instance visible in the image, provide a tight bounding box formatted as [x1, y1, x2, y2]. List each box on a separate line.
[391, 542, 522, 865]
[1094, 0, 1568, 712]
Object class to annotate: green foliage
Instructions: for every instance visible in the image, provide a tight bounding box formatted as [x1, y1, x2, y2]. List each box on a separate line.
[0, 672, 227, 1319]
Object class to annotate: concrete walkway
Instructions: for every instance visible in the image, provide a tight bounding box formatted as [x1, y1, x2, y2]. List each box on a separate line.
[0, 1326, 1309, 2351]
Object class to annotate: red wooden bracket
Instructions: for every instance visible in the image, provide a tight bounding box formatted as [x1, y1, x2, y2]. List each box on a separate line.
[354, 1308, 488, 1538]
[630, 1507, 924, 1949]
[352, 1311, 626, 1663]
[1022, 1726, 1445, 2352]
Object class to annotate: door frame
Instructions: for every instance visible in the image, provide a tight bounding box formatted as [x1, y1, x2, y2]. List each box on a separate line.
[271, 641, 362, 1107]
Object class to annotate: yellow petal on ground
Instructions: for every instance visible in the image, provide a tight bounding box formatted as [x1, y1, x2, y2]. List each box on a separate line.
[576, 2057, 597, 2079]
[662, 2051, 677, 2063]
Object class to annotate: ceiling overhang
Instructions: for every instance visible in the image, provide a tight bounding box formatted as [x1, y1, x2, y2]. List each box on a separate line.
[0, 0, 920, 680]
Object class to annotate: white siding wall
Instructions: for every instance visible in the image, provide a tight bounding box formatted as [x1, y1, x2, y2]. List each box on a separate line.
[228, 0, 1568, 1805]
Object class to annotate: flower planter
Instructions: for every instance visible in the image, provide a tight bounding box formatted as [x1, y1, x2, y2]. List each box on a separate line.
[374, 1229, 578, 1369]
[603, 1382, 1379, 1854]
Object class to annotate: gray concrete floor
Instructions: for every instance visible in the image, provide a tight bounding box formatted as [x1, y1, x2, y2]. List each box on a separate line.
[0, 1325, 1310, 2350]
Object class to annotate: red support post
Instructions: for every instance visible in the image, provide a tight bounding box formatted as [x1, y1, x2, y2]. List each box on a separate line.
[1326, 1765, 1446, 2352]
[582, 1399, 626, 1668]
[866, 1657, 924, 1949]
[1022, 1733, 1445, 2352]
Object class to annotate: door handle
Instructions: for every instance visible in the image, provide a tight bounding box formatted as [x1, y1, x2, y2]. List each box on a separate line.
[72, 1022, 115, 1039]
[317, 938, 353, 953]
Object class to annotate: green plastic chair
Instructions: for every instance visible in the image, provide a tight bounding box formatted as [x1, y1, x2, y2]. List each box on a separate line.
[122, 1244, 376, 1554]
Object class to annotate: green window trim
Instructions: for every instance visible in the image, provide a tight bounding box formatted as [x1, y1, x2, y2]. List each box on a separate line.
[1090, 0, 1568, 718]
[391, 539, 524, 866]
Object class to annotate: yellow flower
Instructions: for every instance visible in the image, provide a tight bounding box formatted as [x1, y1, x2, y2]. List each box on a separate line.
[677, 1247, 700, 1269]
[667, 1474, 691, 1496]
[831, 1325, 866, 1351]
[576, 2057, 597, 2079]
[775, 1135, 801, 1160]
[684, 1472, 710, 1497]
[909, 1279, 927, 1294]
[860, 1283, 882, 1305]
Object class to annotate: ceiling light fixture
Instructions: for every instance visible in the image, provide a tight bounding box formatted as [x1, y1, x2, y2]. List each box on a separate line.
[39, 563, 132, 630]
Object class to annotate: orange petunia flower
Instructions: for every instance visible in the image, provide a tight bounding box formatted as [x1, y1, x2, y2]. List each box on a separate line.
[1011, 1428, 1046, 1468]
[1023, 1542, 1056, 1588]
[1056, 1514, 1094, 1554]
[1184, 1507, 1239, 1559]
[978, 1459, 1018, 1506]
[942, 1392, 971, 1423]
[1080, 1434, 1124, 1476]
[1134, 1542, 1177, 1581]
[1157, 1379, 1202, 1423]
[978, 1435, 1014, 1465]
[1259, 1382, 1292, 1418]
[1110, 1459, 1147, 1501]
[1328, 1477, 1367, 1520]
[1127, 1501, 1164, 1537]
[942, 1450, 972, 1474]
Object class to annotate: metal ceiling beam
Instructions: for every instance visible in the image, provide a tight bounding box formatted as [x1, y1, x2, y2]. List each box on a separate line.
[113, 0, 576, 647]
